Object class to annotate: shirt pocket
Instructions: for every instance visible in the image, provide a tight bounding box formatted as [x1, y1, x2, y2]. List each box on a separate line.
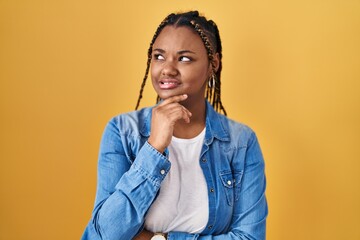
[219, 170, 244, 206]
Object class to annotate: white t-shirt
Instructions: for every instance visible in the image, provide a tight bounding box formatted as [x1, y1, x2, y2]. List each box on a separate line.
[145, 128, 208, 234]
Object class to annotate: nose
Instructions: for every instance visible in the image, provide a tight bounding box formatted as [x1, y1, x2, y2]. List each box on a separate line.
[161, 61, 178, 76]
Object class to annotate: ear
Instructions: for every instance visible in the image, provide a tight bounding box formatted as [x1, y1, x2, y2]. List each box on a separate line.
[212, 52, 220, 73]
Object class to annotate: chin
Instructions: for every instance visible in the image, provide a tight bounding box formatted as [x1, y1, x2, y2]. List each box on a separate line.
[157, 92, 182, 100]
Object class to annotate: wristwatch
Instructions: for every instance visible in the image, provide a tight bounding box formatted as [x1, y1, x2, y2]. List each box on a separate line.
[151, 233, 166, 240]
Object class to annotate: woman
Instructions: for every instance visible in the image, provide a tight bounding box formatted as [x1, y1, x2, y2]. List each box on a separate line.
[82, 11, 268, 240]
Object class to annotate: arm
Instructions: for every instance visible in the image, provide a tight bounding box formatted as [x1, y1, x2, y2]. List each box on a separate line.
[133, 229, 154, 240]
[167, 132, 268, 240]
[82, 119, 171, 240]
[82, 95, 192, 240]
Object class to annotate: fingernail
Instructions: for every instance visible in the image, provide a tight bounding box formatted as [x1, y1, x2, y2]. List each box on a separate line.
[183, 94, 188, 98]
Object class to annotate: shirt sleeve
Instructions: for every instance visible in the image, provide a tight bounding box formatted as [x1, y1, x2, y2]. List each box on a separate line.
[166, 132, 268, 240]
[81, 118, 171, 240]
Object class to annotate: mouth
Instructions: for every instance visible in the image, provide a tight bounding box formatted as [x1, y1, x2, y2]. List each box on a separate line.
[159, 79, 180, 89]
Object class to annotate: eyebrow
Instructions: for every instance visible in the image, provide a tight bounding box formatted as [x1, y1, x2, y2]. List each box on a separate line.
[153, 48, 196, 55]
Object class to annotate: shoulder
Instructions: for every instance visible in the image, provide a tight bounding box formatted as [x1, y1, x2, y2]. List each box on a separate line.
[206, 102, 256, 147]
[216, 113, 257, 147]
[106, 106, 153, 137]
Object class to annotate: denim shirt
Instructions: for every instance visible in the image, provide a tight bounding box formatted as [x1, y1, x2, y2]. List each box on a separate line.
[82, 101, 268, 240]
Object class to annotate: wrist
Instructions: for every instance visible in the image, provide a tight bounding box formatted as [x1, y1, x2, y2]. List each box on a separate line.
[148, 139, 165, 153]
[151, 232, 167, 240]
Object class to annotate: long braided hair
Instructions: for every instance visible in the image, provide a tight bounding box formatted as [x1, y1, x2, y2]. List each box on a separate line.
[135, 11, 227, 115]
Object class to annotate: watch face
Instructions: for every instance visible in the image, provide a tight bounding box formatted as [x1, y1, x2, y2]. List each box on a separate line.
[151, 235, 166, 240]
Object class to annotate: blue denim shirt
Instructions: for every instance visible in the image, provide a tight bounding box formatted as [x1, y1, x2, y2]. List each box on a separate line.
[82, 101, 268, 240]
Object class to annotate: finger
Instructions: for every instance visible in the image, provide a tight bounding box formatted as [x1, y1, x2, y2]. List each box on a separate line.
[153, 102, 182, 115]
[172, 107, 191, 123]
[182, 108, 191, 123]
[165, 104, 191, 119]
[154, 101, 190, 115]
[182, 106, 192, 118]
[167, 106, 192, 124]
[152, 103, 192, 125]
[158, 94, 188, 106]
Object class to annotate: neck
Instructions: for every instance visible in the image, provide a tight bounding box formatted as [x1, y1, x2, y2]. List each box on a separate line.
[173, 98, 206, 139]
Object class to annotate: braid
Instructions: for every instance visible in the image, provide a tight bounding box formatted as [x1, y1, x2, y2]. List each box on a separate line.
[189, 19, 227, 115]
[189, 20, 215, 104]
[135, 11, 227, 116]
[210, 21, 227, 115]
[135, 14, 174, 110]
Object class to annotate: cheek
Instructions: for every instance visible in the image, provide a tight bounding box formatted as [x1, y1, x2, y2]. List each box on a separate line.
[150, 64, 159, 80]
[192, 64, 210, 83]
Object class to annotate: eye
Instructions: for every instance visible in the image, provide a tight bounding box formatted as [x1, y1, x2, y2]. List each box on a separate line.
[179, 56, 192, 62]
[153, 54, 165, 60]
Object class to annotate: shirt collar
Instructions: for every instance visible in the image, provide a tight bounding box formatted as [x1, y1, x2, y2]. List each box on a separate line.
[204, 100, 230, 143]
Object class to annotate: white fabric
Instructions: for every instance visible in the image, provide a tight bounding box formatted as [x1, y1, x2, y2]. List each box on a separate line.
[145, 128, 208, 234]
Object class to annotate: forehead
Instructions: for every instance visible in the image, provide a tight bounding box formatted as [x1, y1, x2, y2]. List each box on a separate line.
[153, 26, 206, 52]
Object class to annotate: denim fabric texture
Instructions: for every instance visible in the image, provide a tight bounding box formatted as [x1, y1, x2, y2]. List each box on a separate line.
[82, 101, 268, 240]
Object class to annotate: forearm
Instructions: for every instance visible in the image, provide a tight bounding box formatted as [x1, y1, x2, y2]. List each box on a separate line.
[133, 229, 154, 240]
[83, 142, 171, 240]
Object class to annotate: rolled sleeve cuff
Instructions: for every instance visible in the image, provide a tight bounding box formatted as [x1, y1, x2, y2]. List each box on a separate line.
[131, 141, 171, 187]
[167, 232, 197, 240]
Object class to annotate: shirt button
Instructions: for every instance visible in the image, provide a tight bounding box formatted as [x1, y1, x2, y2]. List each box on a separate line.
[208, 225, 213, 229]
[160, 169, 166, 175]
[227, 180, 232, 186]
[210, 188, 214, 193]
[201, 158, 207, 163]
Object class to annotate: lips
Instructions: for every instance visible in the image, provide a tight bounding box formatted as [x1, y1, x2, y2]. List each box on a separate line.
[159, 79, 180, 89]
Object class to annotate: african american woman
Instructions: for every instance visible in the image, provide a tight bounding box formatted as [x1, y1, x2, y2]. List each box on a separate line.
[82, 11, 268, 240]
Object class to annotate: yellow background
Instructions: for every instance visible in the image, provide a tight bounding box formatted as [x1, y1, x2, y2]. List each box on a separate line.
[1, 0, 359, 239]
